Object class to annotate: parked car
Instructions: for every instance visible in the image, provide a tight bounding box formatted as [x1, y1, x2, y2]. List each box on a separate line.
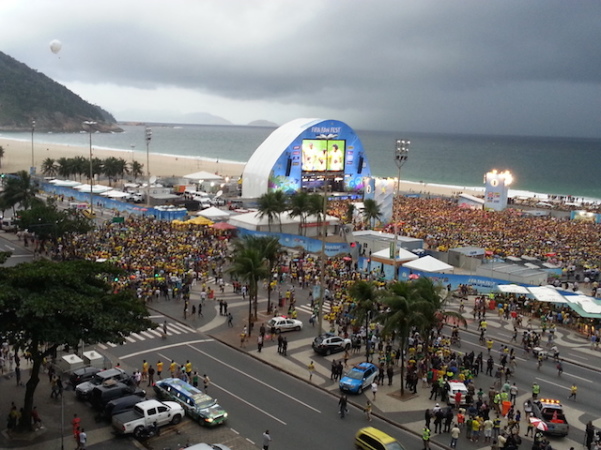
[153, 378, 228, 427]
[312, 332, 352, 355]
[69, 367, 101, 387]
[445, 381, 469, 406]
[90, 380, 145, 410]
[112, 399, 184, 437]
[75, 367, 131, 401]
[101, 395, 145, 421]
[339, 362, 378, 394]
[267, 316, 303, 333]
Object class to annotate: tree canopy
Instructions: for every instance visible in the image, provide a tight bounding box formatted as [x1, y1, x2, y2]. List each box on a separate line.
[0, 259, 155, 430]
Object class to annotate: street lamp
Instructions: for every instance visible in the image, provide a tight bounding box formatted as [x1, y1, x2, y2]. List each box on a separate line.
[83, 121, 97, 214]
[392, 139, 410, 280]
[30, 119, 35, 174]
[145, 127, 152, 205]
[315, 133, 337, 335]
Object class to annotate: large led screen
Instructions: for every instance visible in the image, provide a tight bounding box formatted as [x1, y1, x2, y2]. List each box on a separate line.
[301, 139, 345, 172]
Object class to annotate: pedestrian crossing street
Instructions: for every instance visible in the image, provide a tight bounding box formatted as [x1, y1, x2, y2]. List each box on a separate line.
[96, 317, 196, 350]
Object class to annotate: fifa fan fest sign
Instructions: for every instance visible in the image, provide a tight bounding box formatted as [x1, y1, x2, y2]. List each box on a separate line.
[484, 170, 513, 211]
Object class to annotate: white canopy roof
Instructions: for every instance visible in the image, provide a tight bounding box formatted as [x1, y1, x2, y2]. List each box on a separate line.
[196, 206, 231, 220]
[402, 255, 454, 273]
[183, 171, 223, 181]
[48, 179, 82, 187]
[527, 286, 567, 303]
[497, 284, 531, 294]
[564, 294, 601, 314]
[73, 184, 113, 194]
[372, 247, 419, 262]
[100, 190, 130, 198]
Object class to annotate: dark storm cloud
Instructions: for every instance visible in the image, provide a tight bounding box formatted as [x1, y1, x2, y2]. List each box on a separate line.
[2, 0, 600, 136]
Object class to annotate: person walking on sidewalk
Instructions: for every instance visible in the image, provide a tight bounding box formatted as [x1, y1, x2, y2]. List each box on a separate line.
[422, 426, 431, 450]
[365, 400, 372, 422]
[227, 312, 233, 327]
[308, 361, 315, 381]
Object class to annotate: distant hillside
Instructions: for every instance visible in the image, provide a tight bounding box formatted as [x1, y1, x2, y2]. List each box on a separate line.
[247, 120, 278, 127]
[0, 51, 121, 132]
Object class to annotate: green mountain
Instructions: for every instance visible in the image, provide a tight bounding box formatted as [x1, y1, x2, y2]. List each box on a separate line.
[0, 51, 121, 132]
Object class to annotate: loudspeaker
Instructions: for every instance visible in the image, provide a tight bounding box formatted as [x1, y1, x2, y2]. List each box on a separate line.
[357, 156, 364, 174]
[285, 158, 292, 176]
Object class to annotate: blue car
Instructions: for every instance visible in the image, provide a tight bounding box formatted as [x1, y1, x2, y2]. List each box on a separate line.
[339, 362, 378, 394]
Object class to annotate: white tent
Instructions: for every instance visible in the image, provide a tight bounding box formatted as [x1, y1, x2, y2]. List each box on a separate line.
[196, 206, 231, 221]
[527, 286, 567, 303]
[100, 190, 130, 198]
[497, 284, 531, 295]
[183, 171, 223, 182]
[48, 179, 82, 187]
[402, 255, 454, 273]
[371, 247, 419, 263]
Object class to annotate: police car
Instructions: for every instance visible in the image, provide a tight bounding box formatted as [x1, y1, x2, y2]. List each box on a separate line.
[531, 398, 569, 437]
[339, 362, 378, 394]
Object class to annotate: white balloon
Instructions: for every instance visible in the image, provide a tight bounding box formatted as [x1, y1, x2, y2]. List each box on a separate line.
[49, 39, 62, 54]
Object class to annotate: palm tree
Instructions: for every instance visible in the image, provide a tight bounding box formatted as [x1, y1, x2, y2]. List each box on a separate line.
[1, 170, 38, 212]
[348, 280, 381, 362]
[231, 235, 282, 313]
[307, 194, 326, 236]
[362, 198, 382, 229]
[41, 158, 57, 177]
[288, 192, 311, 236]
[379, 280, 432, 396]
[130, 161, 144, 180]
[56, 157, 73, 179]
[257, 191, 287, 232]
[227, 239, 270, 336]
[102, 157, 123, 186]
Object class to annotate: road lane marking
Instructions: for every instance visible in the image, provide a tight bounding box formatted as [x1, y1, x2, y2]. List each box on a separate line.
[211, 379, 286, 425]
[140, 331, 155, 339]
[563, 372, 592, 382]
[535, 377, 570, 390]
[118, 339, 214, 360]
[187, 345, 321, 413]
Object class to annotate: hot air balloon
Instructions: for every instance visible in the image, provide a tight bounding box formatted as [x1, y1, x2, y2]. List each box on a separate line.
[49, 39, 62, 54]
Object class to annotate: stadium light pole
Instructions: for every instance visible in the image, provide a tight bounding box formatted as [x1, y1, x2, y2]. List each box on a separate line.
[392, 139, 410, 281]
[30, 119, 35, 174]
[83, 121, 97, 214]
[145, 127, 152, 205]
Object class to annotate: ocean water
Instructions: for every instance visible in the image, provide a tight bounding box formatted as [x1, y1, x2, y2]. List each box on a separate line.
[2, 124, 600, 202]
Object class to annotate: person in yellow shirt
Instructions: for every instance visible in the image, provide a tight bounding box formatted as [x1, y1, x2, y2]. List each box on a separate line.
[169, 360, 177, 378]
[486, 339, 494, 354]
[141, 360, 149, 381]
[156, 360, 164, 379]
[185, 360, 193, 377]
[568, 384, 577, 400]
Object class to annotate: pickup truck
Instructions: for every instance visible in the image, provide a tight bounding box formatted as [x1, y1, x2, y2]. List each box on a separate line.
[112, 399, 184, 437]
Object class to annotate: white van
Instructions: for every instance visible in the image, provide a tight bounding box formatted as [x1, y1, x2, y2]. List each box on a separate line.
[1, 217, 17, 232]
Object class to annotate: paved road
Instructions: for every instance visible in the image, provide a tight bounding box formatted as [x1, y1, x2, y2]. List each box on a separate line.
[2, 230, 600, 449]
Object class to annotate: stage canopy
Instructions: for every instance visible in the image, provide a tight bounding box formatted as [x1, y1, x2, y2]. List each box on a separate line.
[402, 255, 454, 273]
[371, 247, 419, 265]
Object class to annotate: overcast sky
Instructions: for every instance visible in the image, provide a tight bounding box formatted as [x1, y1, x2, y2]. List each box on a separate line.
[2, 0, 600, 137]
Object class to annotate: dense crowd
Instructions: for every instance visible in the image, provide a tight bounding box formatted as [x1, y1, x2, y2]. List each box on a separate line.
[329, 197, 601, 272]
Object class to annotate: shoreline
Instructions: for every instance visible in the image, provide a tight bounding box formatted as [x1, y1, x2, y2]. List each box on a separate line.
[0, 136, 598, 204]
[0, 137, 245, 180]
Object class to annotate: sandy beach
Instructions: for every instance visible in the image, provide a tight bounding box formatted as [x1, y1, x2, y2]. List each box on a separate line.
[0, 136, 483, 198]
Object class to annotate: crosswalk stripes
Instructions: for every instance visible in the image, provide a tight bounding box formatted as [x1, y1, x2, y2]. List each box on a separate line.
[96, 320, 195, 350]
